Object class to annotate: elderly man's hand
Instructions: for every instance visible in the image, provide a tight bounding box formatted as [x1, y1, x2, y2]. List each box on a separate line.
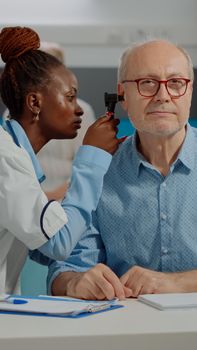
[56, 263, 132, 300]
[120, 266, 180, 297]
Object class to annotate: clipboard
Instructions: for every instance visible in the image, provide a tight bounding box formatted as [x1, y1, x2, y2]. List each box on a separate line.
[0, 295, 123, 318]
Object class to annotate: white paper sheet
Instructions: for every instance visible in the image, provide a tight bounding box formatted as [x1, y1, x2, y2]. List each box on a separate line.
[138, 293, 197, 310]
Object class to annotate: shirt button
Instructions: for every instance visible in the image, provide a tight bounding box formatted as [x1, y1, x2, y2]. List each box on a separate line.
[161, 247, 168, 255]
[162, 182, 166, 187]
[161, 213, 167, 220]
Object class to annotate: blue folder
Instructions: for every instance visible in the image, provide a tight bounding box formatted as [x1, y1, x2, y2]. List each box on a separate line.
[0, 295, 123, 318]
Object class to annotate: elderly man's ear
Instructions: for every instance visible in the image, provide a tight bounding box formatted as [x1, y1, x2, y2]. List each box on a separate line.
[118, 83, 128, 112]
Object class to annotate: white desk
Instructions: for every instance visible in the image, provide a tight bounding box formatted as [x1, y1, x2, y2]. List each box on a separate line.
[1, 299, 197, 350]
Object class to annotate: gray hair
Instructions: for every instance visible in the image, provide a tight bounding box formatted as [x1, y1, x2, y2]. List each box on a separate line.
[118, 39, 194, 82]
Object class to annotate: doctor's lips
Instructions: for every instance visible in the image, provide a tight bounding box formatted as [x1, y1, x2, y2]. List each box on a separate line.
[73, 117, 82, 128]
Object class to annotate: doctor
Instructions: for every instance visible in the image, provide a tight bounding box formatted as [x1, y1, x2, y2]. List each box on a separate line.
[0, 26, 121, 294]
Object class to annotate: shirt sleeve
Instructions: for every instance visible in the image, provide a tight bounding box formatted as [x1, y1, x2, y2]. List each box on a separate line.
[38, 145, 111, 260]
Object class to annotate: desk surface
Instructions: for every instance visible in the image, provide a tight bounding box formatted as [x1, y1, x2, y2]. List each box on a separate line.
[1, 298, 197, 350]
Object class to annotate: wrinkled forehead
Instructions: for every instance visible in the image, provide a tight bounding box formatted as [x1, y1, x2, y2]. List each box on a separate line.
[126, 41, 190, 79]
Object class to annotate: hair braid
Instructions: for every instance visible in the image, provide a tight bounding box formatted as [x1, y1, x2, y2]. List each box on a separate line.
[0, 26, 40, 63]
[0, 26, 63, 118]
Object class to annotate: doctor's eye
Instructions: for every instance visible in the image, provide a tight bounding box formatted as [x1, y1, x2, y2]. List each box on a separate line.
[66, 95, 75, 102]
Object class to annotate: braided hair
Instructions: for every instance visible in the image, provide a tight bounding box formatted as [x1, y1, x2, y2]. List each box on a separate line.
[0, 26, 63, 118]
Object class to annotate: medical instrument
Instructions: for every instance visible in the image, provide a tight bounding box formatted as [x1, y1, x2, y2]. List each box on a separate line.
[104, 92, 124, 118]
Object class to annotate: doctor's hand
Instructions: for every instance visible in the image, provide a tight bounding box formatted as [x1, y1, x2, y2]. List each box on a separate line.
[45, 181, 68, 201]
[83, 114, 124, 155]
[120, 266, 180, 297]
[52, 263, 132, 300]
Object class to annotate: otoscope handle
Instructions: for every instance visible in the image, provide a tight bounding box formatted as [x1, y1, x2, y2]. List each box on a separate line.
[104, 92, 124, 118]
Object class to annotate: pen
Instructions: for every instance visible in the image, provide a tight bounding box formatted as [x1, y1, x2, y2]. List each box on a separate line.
[0, 295, 28, 304]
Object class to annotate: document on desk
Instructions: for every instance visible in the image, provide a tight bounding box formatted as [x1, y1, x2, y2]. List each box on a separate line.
[0, 295, 122, 318]
[138, 293, 197, 310]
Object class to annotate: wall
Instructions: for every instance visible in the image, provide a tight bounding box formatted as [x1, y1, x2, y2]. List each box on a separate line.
[1, 0, 196, 113]
[0, 0, 197, 67]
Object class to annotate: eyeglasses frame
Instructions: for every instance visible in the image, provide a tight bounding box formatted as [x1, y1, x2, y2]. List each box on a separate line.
[121, 77, 191, 98]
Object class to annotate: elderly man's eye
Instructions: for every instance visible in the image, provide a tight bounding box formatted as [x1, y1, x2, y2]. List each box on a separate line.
[141, 79, 156, 86]
[169, 79, 184, 87]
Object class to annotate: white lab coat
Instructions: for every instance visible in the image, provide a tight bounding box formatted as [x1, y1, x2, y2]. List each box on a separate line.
[0, 127, 68, 294]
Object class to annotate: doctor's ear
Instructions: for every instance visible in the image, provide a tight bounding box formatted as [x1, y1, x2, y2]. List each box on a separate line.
[26, 92, 42, 121]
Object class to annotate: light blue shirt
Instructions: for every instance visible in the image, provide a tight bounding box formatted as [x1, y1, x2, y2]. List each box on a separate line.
[47, 123, 197, 292]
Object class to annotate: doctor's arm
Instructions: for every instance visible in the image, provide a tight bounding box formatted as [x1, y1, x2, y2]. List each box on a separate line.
[0, 144, 111, 260]
[38, 114, 125, 260]
[1, 115, 122, 260]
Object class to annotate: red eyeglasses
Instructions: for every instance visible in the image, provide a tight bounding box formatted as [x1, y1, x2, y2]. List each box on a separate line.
[121, 78, 191, 98]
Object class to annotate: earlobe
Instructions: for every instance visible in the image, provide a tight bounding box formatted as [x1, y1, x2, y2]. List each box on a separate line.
[26, 92, 42, 116]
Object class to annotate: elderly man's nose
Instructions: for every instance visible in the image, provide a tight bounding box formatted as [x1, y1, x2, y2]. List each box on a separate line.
[153, 83, 170, 101]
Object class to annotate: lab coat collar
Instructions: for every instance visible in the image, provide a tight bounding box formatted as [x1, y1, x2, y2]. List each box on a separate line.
[3, 118, 45, 183]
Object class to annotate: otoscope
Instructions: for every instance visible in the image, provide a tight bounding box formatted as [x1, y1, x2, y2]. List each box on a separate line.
[104, 92, 124, 118]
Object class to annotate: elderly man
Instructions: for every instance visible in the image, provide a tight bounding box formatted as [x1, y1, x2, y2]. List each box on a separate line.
[45, 39, 196, 300]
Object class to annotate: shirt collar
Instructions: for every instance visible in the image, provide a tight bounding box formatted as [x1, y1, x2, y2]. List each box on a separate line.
[131, 132, 149, 177]
[176, 123, 195, 171]
[131, 122, 195, 177]
[0, 116, 6, 127]
[2, 117, 45, 183]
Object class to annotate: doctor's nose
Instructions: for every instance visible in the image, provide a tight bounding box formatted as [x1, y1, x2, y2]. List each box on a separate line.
[75, 103, 84, 117]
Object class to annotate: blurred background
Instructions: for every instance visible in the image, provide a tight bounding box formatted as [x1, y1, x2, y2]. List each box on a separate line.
[0, 0, 196, 295]
[0, 0, 197, 118]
